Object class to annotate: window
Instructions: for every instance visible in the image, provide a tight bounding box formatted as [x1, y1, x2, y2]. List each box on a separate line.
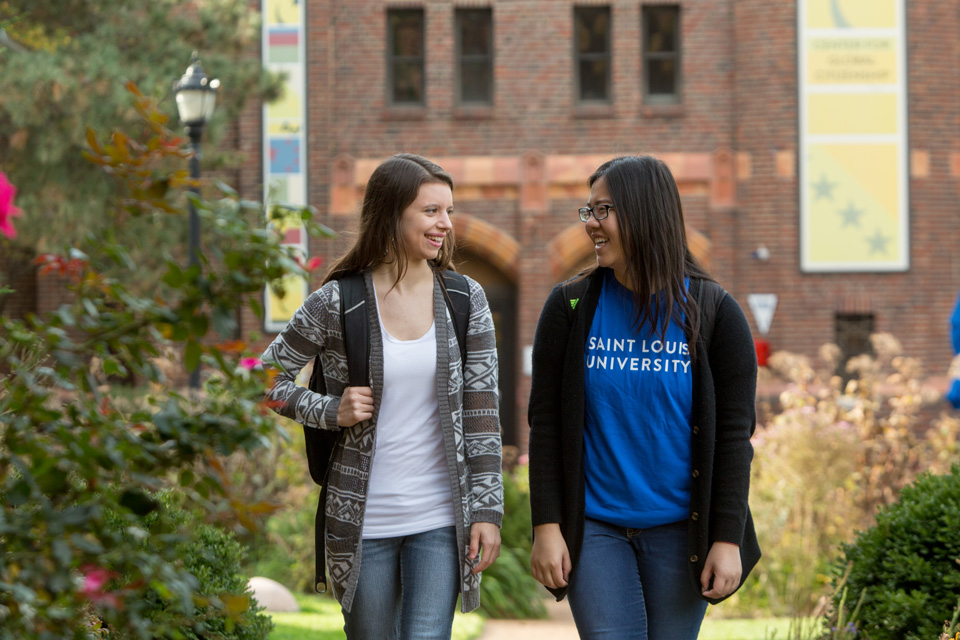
[455, 8, 493, 105]
[642, 5, 680, 103]
[835, 313, 875, 373]
[574, 6, 611, 102]
[387, 9, 425, 105]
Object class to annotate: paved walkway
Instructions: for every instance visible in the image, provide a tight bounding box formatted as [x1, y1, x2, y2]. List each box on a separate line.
[478, 598, 579, 640]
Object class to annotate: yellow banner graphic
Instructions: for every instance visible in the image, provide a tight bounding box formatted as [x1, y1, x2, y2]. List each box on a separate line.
[799, 0, 907, 272]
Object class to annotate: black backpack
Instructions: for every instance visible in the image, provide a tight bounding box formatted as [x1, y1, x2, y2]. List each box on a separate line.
[306, 269, 471, 591]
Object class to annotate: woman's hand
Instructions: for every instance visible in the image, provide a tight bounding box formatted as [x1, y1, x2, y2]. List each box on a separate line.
[530, 523, 570, 589]
[337, 386, 374, 426]
[469, 522, 501, 574]
[700, 541, 742, 599]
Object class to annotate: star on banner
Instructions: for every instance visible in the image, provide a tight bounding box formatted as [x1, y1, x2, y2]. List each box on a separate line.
[866, 229, 891, 255]
[812, 174, 836, 201]
[838, 202, 864, 228]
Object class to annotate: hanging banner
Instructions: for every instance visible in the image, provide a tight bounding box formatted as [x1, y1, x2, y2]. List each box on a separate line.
[798, 0, 908, 272]
[263, 0, 309, 332]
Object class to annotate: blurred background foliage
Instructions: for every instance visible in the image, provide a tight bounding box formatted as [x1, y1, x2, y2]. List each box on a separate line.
[724, 333, 959, 624]
[0, 85, 328, 638]
[0, 0, 283, 298]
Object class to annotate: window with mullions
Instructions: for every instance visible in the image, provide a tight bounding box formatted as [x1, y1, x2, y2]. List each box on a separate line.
[574, 6, 611, 103]
[642, 5, 680, 103]
[387, 8, 425, 105]
[456, 8, 493, 105]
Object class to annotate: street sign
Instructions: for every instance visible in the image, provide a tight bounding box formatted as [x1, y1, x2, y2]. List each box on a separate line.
[748, 294, 778, 336]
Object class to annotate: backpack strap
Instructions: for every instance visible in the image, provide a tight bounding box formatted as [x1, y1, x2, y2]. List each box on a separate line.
[339, 273, 369, 387]
[692, 278, 728, 353]
[307, 272, 369, 393]
[440, 270, 470, 368]
[310, 271, 368, 594]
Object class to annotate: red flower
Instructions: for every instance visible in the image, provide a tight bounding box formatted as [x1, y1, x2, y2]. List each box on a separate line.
[0, 171, 23, 239]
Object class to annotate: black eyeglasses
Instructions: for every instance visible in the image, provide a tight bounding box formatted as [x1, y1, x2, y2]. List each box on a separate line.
[578, 204, 615, 222]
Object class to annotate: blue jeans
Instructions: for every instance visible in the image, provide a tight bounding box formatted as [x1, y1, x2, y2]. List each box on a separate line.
[342, 526, 460, 640]
[567, 518, 708, 640]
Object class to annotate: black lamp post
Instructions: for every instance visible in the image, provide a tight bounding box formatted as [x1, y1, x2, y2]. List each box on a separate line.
[173, 51, 220, 388]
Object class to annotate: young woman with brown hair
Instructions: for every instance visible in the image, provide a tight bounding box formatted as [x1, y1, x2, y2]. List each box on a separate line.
[261, 153, 503, 640]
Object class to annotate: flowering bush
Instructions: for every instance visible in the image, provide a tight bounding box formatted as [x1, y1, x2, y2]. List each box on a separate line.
[0, 85, 332, 637]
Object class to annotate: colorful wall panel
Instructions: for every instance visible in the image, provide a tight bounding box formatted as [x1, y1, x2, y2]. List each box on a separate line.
[263, 0, 309, 331]
[798, 0, 908, 271]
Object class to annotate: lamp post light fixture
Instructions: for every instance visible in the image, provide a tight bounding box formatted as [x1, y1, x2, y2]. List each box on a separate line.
[173, 51, 220, 388]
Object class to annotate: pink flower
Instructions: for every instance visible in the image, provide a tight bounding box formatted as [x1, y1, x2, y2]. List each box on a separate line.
[305, 256, 323, 271]
[81, 567, 112, 593]
[0, 171, 23, 239]
[239, 357, 262, 370]
[517, 454, 529, 466]
[79, 565, 122, 607]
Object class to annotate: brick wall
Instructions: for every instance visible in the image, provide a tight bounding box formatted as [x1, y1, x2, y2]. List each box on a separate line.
[234, 0, 960, 451]
[733, 0, 960, 379]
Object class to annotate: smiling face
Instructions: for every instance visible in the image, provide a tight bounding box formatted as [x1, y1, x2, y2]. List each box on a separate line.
[584, 176, 628, 284]
[399, 181, 454, 263]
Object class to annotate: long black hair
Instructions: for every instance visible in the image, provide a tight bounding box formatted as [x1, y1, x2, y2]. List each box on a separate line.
[587, 155, 714, 350]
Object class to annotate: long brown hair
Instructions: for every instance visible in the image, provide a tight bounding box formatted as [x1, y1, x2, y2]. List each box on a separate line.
[323, 153, 455, 286]
[586, 155, 714, 350]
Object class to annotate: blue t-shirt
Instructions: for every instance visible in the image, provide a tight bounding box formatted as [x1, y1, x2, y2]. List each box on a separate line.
[583, 271, 694, 529]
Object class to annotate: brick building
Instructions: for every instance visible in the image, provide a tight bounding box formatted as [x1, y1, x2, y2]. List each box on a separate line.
[232, 0, 958, 449]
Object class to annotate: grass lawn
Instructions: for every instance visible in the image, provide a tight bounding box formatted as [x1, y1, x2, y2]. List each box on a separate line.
[700, 615, 815, 639]
[267, 594, 485, 640]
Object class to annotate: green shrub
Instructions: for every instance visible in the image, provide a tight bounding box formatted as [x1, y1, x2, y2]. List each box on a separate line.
[107, 491, 273, 640]
[477, 546, 546, 620]
[832, 465, 960, 640]
[477, 465, 546, 619]
[497, 464, 533, 553]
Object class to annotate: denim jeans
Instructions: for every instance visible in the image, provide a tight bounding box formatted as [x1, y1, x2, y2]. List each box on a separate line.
[342, 526, 460, 640]
[567, 518, 708, 640]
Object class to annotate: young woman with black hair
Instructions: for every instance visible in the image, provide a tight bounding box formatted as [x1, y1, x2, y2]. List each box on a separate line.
[528, 155, 760, 640]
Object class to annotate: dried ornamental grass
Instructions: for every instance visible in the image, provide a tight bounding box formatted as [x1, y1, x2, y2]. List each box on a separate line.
[737, 335, 960, 619]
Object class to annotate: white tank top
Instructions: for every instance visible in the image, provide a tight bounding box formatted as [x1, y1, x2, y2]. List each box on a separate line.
[361, 292, 456, 538]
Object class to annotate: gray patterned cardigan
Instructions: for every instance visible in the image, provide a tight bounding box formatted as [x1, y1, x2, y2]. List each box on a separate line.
[260, 270, 503, 613]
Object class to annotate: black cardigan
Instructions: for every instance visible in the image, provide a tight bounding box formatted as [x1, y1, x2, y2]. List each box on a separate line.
[528, 269, 761, 604]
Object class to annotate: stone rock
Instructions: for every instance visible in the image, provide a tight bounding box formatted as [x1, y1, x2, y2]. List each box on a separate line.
[247, 576, 300, 613]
